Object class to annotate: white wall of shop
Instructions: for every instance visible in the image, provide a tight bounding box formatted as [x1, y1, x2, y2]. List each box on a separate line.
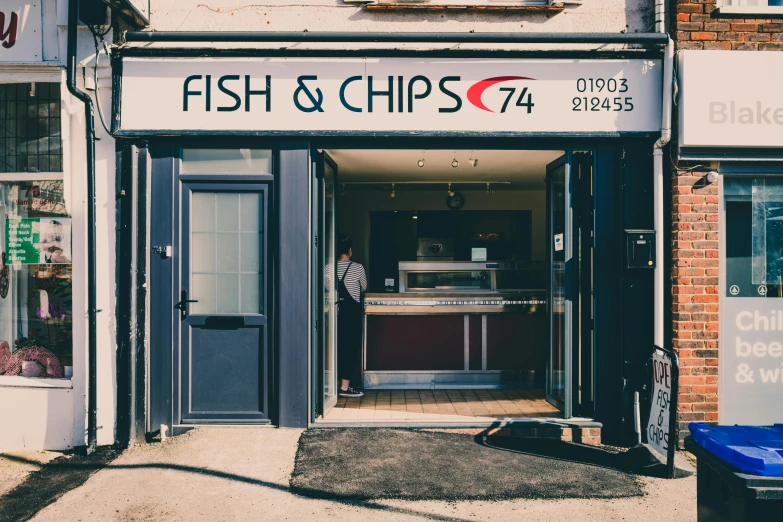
[146, 0, 651, 35]
[0, 0, 117, 450]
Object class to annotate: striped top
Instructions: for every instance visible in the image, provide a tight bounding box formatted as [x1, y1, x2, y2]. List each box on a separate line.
[326, 260, 367, 303]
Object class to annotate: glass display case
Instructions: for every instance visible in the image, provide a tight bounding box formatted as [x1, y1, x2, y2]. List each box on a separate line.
[398, 261, 546, 293]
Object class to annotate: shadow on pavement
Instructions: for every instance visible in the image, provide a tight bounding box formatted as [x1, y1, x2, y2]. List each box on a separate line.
[0, 451, 473, 522]
[0, 449, 120, 522]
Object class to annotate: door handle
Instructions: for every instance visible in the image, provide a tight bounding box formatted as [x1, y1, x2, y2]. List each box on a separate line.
[174, 289, 199, 320]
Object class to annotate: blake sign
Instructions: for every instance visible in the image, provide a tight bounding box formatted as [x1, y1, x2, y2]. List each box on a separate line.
[0, 1, 41, 62]
[679, 51, 783, 148]
[118, 58, 663, 133]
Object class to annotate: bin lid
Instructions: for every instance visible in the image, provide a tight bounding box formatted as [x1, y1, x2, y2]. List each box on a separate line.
[689, 423, 783, 477]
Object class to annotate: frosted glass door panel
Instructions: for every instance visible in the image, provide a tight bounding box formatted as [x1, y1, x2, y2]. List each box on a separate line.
[191, 191, 264, 314]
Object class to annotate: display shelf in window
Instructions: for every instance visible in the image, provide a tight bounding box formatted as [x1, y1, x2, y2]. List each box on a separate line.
[0, 180, 72, 380]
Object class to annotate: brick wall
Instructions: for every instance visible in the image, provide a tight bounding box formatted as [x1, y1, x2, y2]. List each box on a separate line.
[675, 1, 783, 51]
[671, 172, 720, 445]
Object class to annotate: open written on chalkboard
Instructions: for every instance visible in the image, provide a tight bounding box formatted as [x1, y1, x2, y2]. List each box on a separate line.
[647, 349, 673, 458]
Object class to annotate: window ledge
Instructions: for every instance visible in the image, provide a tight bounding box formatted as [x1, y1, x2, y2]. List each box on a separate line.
[365, 3, 566, 11]
[0, 376, 73, 389]
[714, 6, 783, 16]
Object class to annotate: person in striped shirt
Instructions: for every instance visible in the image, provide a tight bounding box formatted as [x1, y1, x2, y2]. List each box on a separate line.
[335, 235, 367, 398]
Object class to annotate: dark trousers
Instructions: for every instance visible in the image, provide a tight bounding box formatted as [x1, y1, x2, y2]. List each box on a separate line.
[337, 298, 362, 383]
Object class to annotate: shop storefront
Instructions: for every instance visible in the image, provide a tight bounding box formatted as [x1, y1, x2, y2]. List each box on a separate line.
[0, 0, 118, 450]
[113, 42, 667, 444]
[678, 50, 783, 429]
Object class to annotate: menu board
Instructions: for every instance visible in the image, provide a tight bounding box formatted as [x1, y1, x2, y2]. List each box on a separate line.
[6, 217, 72, 264]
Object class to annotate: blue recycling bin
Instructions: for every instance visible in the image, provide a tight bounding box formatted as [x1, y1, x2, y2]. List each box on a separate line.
[686, 423, 783, 522]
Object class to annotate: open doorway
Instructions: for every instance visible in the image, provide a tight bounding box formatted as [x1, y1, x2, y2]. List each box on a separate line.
[313, 148, 594, 424]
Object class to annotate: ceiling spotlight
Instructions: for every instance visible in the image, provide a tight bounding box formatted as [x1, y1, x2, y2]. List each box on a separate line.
[448, 183, 455, 197]
[487, 183, 493, 196]
[390, 183, 396, 198]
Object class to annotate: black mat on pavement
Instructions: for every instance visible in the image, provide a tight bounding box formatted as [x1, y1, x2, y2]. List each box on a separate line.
[290, 429, 643, 501]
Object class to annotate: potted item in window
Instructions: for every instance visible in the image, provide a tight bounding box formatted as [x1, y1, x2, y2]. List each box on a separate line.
[3, 333, 63, 378]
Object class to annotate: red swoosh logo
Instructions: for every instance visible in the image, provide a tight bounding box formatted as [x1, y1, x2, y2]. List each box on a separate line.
[467, 76, 535, 113]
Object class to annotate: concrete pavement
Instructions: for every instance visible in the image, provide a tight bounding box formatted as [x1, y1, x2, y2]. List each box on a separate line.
[9, 427, 695, 522]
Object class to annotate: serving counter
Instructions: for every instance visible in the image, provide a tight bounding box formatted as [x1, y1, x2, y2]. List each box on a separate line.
[362, 261, 547, 389]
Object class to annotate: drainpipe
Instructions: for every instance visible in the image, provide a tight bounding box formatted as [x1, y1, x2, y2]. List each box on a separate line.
[653, 0, 674, 350]
[66, 0, 98, 454]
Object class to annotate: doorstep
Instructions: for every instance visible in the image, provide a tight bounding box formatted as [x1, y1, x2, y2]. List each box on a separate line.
[313, 418, 603, 445]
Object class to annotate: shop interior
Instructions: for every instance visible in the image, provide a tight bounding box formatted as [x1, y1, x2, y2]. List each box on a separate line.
[317, 148, 576, 423]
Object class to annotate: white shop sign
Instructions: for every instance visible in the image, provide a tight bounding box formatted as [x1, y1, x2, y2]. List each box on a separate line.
[721, 299, 783, 425]
[679, 51, 783, 149]
[119, 58, 663, 133]
[0, 1, 41, 63]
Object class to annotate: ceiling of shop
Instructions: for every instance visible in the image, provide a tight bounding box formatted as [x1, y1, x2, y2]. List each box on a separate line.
[325, 149, 564, 190]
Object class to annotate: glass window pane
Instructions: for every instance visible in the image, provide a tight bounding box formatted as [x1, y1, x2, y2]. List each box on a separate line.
[239, 193, 260, 232]
[0, 181, 72, 378]
[0, 83, 62, 173]
[191, 274, 216, 314]
[216, 274, 240, 313]
[181, 149, 272, 175]
[240, 274, 261, 313]
[215, 193, 239, 231]
[192, 193, 215, 232]
[190, 190, 265, 314]
[192, 233, 216, 273]
[216, 233, 239, 273]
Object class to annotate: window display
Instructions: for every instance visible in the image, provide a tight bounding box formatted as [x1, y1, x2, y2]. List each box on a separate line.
[0, 181, 72, 378]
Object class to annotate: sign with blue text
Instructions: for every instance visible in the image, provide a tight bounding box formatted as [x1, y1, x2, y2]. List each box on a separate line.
[118, 58, 663, 134]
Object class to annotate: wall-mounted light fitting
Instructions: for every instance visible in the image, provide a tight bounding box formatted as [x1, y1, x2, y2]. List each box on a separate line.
[448, 183, 455, 197]
[487, 183, 493, 196]
[451, 151, 459, 168]
[390, 183, 396, 198]
[468, 151, 478, 167]
[706, 171, 719, 183]
[417, 149, 425, 168]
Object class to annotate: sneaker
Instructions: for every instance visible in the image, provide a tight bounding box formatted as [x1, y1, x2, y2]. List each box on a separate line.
[339, 386, 364, 398]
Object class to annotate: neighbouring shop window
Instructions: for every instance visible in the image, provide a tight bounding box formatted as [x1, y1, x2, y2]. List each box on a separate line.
[181, 149, 272, 175]
[0, 181, 72, 379]
[723, 0, 783, 7]
[0, 83, 63, 173]
[725, 177, 783, 298]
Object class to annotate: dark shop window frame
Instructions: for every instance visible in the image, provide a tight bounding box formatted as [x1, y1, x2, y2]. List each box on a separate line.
[0, 82, 64, 175]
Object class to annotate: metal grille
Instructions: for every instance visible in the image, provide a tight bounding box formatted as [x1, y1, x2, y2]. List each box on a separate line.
[0, 83, 63, 173]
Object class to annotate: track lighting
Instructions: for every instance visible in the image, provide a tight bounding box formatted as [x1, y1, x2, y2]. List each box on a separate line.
[448, 183, 455, 197]
[390, 183, 396, 198]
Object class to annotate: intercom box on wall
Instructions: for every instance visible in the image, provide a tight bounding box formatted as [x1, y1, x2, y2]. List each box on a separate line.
[625, 229, 656, 269]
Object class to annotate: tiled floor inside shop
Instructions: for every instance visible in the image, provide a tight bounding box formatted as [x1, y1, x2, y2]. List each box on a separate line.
[323, 388, 562, 422]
